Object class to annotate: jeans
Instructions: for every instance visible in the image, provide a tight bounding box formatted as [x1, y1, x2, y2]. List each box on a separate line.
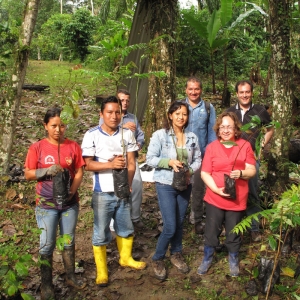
[130, 161, 143, 222]
[191, 168, 206, 223]
[246, 160, 261, 231]
[152, 183, 192, 261]
[91, 192, 134, 246]
[36, 204, 79, 255]
[204, 202, 244, 253]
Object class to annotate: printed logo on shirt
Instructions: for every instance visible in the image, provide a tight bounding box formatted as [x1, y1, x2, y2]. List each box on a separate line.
[45, 155, 55, 165]
[65, 157, 72, 166]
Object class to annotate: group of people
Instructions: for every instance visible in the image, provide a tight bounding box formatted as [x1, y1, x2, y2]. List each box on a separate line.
[24, 77, 273, 299]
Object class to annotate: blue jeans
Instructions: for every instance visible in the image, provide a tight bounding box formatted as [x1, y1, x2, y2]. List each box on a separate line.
[152, 183, 192, 261]
[246, 160, 261, 231]
[91, 192, 134, 246]
[36, 204, 79, 255]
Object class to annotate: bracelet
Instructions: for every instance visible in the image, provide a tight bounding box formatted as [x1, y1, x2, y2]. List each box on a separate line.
[239, 170, 243, 178]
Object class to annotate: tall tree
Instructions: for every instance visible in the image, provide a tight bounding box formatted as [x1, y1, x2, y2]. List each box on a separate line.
[0, 0, 40, 174]
[146, 0, 178, 136]
[267, 0, 293, 192]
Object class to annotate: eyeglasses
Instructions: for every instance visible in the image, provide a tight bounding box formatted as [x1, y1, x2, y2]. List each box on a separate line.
[219, 126, 235, 131]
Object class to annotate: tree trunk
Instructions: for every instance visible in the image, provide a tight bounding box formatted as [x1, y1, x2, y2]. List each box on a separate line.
[145, 0, 178, 144]
[267, 0, 293, 193]
[0, 0, 40, 174]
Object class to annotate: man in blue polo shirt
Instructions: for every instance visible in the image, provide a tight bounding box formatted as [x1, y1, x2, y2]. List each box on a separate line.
[184, 77, 217, 234]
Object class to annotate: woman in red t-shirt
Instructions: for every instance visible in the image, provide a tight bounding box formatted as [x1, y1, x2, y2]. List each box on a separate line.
[197, 111, 256, 277]
[24, 107, 86, 299]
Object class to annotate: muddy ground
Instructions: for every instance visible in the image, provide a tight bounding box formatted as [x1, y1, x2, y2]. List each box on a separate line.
[2, 89, 299, 300]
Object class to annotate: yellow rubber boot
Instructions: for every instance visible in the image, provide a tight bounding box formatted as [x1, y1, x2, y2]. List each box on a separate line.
[116, 236, 147, 270]
[93, 245, 108, 286]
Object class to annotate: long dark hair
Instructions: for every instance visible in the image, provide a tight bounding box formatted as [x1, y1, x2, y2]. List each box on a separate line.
[44, 107, 61, 124]
[163, 101, 189, 131]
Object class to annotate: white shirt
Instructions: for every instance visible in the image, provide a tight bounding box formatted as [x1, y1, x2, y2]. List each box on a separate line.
[81, 125, 138, 192]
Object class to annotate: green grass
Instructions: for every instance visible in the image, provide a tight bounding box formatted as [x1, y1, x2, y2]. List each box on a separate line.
[25, 60, 115, 96]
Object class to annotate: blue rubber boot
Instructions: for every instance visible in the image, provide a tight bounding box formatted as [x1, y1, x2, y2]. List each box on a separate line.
[228, 252, 239, 277]
[197, 245, 214, 275]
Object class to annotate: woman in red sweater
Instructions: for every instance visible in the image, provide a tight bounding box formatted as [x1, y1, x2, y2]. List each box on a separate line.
[198, 111, 256, 277]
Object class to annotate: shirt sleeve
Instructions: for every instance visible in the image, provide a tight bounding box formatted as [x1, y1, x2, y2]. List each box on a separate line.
[73, 142, 86, 169]
[146, 131, 164, 168]
[245, 142, 256, 165]
[81, 131, 96, 157]
[126, 130, 139, 152]
[24, 144, 38, 169]
[201, 143, 213, 173]
[207, 104, 217, 145]
[135, 119, 145, 148]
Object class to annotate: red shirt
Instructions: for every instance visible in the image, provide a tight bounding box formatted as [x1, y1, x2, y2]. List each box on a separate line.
[202, 139, 256, 211]
[25, 138, 85, 209]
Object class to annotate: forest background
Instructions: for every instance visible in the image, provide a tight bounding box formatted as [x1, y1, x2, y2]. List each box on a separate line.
[1, 0, 300, 299]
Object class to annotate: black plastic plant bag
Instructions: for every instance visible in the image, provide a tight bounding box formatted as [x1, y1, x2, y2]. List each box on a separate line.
[171, 164, 189, 191]
[53, 168, 71, 208]
[258, 257, 280, 294]
[224, 174, 236, 200]
[113, 168, 130, 200]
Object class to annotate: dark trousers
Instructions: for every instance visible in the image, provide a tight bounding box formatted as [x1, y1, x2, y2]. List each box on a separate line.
[191, 168, 206, 223]
[204, 202, 244, 253]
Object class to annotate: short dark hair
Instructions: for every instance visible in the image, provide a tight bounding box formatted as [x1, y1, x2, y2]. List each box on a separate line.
[235, 80, 253, 92]
[186, 76, 202, 89]
[117, 89, 130, 96]
[100, 96, 121, 112]
[44, 107, 61, 124]
[164, 101, 190, 131]
[214, 111, 242, 140]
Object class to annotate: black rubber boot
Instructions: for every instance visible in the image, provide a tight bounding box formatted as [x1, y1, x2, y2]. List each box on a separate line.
[40, 254, 55, 300]
[62, 245, 86, 289]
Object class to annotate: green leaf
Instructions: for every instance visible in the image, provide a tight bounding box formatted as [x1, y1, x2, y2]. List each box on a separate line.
[268, 235, 277, 251]
[221, 141, 237, 146]
[72, 90, 79, 101]
[207, 10, 221, 48]
[15, 262, 28, 277]
[61, 105, 74, 124]
[20, 254, 32, 262]
[250, 115, 261, 124]
[8, 285, 18, 296]
[246, 2, 268, 16]
[252, 266, 259, 278]
[220, 0, 233, 26]
[229, 9, 256, 29]
[21, 293, 36, 300]
[183, 12, 208, 39]
[240, 123, 254, 131]
[211, 38, 229, 50]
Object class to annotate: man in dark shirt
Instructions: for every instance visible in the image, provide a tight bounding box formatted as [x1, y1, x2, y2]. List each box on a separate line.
[227, 80, 274, 242]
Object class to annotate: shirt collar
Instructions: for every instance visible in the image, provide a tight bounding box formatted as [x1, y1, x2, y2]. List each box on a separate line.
[98, 125, 120, 136]
[236, 102, 254, 111]
[185, 97, 203, 108]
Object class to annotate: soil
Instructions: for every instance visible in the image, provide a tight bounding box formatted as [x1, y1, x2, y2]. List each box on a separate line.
[2, 89, 300, 300]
